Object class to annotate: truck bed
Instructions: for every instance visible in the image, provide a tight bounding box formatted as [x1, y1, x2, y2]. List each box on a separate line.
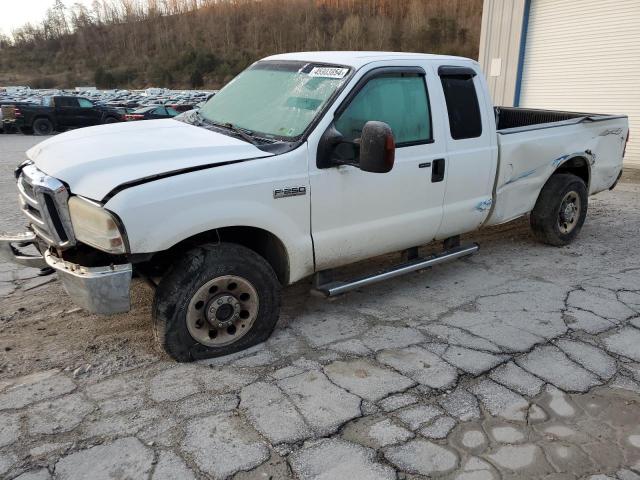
[486, 108, 628, 227]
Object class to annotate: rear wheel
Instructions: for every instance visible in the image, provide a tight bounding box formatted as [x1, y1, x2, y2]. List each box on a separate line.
[152, 243, 281, 362]
[103, 116, 119, 124]
[33, 118, 54, 136]
[530, 173, 588, 246]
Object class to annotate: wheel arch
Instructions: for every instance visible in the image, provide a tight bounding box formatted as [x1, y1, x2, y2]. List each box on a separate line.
[160, 226, 290, 285]
[102, 114, 120, 123]
[549, 153, 592, 190]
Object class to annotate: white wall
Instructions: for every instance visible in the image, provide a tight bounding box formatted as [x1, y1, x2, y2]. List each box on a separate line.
[519, 0, 639, 166]
[477, 0, 527, 107]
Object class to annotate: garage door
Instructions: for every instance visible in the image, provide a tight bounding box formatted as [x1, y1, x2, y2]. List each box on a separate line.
[519, 0, 640, 165]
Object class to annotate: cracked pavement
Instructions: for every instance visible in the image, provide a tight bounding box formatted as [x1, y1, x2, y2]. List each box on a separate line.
[1, 135, 640, 479]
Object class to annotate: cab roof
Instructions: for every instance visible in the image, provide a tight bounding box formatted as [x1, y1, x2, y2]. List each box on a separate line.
[262, 51, 473, 69]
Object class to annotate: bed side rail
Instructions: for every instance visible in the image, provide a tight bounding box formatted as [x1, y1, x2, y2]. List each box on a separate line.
[495, 107, 589, 130]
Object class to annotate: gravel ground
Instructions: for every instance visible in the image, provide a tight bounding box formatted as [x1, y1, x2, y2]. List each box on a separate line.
[1, 134, 640, 479]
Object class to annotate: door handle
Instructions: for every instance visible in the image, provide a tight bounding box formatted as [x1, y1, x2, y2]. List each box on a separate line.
[431, 158, 445, 182]
[418, 162, 431, 168]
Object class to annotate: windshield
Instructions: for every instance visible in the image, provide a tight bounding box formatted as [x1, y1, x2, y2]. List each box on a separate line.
[199, 61, 351, 140]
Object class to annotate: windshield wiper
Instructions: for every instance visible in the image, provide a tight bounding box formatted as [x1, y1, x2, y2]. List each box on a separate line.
[223, 122, 259, 146]
[202, 118, 258, 146]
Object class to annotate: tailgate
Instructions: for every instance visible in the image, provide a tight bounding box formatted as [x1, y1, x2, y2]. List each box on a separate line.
[1, 105, 16, 120]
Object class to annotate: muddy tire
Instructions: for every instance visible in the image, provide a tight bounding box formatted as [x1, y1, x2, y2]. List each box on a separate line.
[152, 243, 281, 362]
[530, 173, 588, 246]
[33, 118, 54, 135]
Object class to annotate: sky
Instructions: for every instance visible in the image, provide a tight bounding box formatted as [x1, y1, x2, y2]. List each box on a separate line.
[0, 0, 96, 36]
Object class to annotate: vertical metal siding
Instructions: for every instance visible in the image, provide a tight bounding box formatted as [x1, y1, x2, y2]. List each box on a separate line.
[478, 0, 527, 107]
[513, 0, 531, 106]
[520, 0, 640, 165]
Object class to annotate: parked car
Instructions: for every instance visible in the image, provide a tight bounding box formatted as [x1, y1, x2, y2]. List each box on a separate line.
[0, 89, 214, 122]
[13, 96, 123, 135]
[124, 105, 180, 121]
[166, 103, 196, 113]
[1, 52, 629, 361]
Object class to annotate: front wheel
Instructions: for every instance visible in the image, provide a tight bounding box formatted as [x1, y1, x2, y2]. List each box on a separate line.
[152, 243, 281, 362]
[530, 173, 588, 246]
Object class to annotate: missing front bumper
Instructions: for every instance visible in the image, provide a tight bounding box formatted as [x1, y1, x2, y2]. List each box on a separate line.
[44, 250, 132, 315]
[2, 231, 132, 315]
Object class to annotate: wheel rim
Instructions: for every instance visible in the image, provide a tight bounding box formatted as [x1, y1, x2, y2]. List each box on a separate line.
[37, 122, 50, 134]
[558, 191, 581, 234]
[186, 275, 259, 347]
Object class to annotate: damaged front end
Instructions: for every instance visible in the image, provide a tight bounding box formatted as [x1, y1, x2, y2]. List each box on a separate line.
[1, 161, 132, 315]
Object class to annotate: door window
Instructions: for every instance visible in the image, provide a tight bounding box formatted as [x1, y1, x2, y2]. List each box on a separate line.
[334, 74, 432, 146]
[153, 107, 167, 115]
[78, 98, 94, 108]
[55, 97, 79, 108]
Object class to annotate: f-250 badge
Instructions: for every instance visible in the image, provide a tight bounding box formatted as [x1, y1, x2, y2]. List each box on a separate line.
[273, 186, 307, 199]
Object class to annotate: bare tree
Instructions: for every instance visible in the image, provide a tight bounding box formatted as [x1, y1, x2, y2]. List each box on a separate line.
[0, 0, 482, 89]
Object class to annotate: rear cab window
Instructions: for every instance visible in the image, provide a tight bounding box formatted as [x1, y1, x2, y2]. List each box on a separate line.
[438, 66, 482, 140]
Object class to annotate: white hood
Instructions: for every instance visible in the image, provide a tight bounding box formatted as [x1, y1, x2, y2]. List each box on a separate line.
[27, 119, 272, 200]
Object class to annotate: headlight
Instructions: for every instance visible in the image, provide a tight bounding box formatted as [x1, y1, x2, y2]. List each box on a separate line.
[68, 196, 126, 254]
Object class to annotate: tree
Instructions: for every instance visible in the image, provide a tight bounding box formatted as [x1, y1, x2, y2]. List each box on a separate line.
[0, 0, 483, 89]
[190, 69, 204, 88]
[94, 66, 116, 88]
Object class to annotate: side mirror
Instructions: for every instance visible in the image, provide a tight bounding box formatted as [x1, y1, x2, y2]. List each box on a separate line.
[317, 125, 357, 169]
[359, 121, 395, 173]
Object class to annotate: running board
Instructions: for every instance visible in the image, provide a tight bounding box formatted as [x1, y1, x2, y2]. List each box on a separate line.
[312, 243, 479, 297]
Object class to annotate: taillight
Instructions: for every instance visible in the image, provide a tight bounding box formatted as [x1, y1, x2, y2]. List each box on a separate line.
[14, 107, 21, 117]
[125, 114, 144, 121]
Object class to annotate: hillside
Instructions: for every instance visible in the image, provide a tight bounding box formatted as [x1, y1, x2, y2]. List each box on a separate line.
[0, 0, 483, 90]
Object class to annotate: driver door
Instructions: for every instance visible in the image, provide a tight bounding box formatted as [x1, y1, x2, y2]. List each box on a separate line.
[54, 97, 81, 127]
[309, 67, 447, 270]
[77, 98, 102, 125]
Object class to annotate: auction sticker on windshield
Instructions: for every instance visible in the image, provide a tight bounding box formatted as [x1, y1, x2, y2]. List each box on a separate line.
[308, 67, 349, 79]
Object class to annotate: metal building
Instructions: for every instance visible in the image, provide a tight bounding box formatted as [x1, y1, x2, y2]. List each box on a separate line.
[478, 0, 640, 165]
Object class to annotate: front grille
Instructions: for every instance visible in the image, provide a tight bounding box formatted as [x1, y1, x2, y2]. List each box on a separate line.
[21, 177, 36, 198]
[17, 163, 76, 248]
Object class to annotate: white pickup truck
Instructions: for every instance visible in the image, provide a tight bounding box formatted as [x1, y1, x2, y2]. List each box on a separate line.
[1, 52, 629, 361]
